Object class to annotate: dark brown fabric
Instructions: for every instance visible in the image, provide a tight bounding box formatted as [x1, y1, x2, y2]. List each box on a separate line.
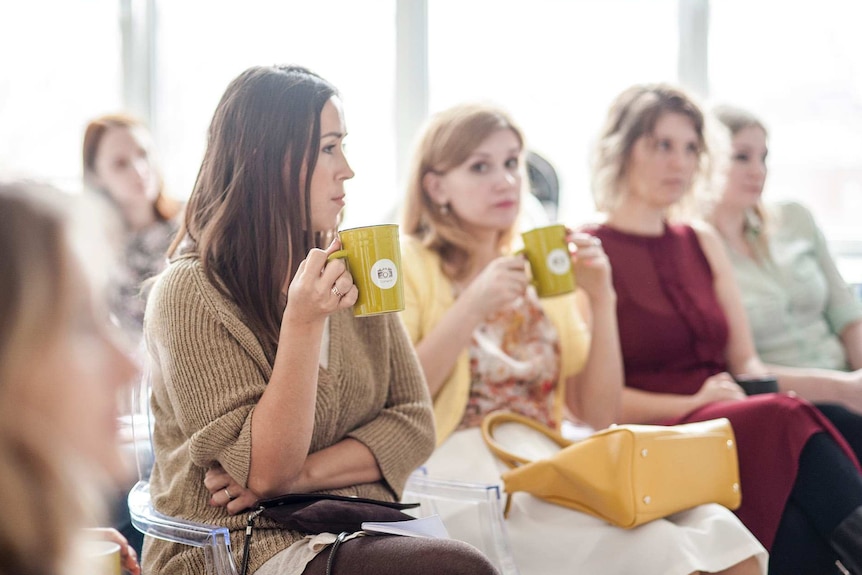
[259, 494, 418, 534]
[301, 535, 499, 575]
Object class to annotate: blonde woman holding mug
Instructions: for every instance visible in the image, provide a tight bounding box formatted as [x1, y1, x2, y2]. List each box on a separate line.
[400, 103, 766, 575]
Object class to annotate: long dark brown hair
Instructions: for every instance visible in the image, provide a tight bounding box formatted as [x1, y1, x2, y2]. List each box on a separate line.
[172, 65, 338, 357]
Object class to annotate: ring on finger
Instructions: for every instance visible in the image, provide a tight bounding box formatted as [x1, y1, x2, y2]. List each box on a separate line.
[331, 285, 345, 298]
[224, 487, 235, 500]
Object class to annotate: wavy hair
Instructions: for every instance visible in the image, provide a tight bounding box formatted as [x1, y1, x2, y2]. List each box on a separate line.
[591, 84, 715, 220]
[402, 103, 525, 281]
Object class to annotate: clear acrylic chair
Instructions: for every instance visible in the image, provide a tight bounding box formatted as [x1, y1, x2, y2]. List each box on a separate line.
[403, 469, 520, 575]
[127, 371, 240, 575]
[127, 369, 515, 575]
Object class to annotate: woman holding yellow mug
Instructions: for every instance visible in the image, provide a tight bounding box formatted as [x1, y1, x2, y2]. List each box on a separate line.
[143, 66, 497, 575]
[400, 103, 765, 575]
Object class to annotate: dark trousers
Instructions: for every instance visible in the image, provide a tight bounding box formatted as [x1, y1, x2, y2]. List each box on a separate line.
[816, 403, 862, 463]
[301, 535, 499, 575]
[769, 432, 862, 574]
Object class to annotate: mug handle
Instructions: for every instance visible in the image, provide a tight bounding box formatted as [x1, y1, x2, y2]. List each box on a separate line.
[327, 249, 348, 262]
[513, 248, 537, 288]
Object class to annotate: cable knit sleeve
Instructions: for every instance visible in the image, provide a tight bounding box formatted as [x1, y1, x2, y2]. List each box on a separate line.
[346, 313, 436, 496]
[146, 259, 272, 487]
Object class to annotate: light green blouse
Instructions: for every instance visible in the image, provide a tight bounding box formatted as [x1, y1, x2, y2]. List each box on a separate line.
[727, 201, 862, 370]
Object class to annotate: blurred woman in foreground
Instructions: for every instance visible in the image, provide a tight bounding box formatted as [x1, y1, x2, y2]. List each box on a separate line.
[0, 181, 139, 574]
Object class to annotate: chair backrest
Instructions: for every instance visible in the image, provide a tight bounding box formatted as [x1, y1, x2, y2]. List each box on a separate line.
[126, 368, 239, 575]
[526, 150, 560, 222]
[128, 369, 511, 575]
[404, 470, 520, 575]
[129, 368, 155, 483]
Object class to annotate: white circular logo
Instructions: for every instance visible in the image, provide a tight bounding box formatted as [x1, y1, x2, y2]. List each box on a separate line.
[546, 248, 571, 275]
[370, 259, 398, 289]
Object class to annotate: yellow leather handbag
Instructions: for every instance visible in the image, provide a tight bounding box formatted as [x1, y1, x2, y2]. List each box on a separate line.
[481, 412, 742, 529]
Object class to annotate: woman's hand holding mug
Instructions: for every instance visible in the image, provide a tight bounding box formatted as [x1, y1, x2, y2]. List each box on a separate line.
[284, 238, 358, 325]
[462, 255, 529, 321]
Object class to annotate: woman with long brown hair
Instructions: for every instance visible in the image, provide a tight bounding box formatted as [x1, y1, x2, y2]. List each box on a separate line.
[143, 65, 498, 575]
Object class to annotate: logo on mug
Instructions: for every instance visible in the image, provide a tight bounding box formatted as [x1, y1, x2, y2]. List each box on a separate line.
[370, 259, 398, 289]
[546, 248, 571, 276]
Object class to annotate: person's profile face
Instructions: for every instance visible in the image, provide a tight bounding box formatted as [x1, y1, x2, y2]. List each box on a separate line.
[721, 126, 768, 211]
[92, 126, 159, 210]
[306, 97, 355, 233]
[25, 254, 137, 483]
[624, 112, 700, 210]
[427, 128, 523, 237]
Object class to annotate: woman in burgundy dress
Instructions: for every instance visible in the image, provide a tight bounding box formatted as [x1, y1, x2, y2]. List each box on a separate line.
[584, 84, 862, 575]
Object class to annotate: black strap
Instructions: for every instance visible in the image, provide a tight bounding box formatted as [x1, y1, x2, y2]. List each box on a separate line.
[325, 532, 350, 575]
[240, 509, 263, 575]
[242, 509, 352, 575]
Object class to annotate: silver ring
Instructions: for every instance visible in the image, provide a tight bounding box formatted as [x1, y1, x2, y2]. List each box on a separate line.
[331, 285, 344, 298]
[224, 488, 234, 500]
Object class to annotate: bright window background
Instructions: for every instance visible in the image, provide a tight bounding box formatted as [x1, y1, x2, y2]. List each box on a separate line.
[154, 0, 396, 228]
[428, 0, 678, 227]
[3, 0, 862, 270]
[0, 0, 122, 192]
[710, 1, 862, 253]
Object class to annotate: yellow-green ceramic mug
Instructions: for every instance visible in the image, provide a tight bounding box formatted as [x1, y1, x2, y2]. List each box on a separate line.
[328, 224, 404, 316]
[519, 224, 576, 298]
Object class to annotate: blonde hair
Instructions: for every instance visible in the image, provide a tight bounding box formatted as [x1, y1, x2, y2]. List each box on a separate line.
[710, 104, 771, 253]
[402, 104, 525, 280]
[591, 84, 715, 220]
[0, 181, 96, 575]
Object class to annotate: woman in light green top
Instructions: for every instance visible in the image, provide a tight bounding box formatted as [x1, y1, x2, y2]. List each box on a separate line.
[707, 104, 862, 415]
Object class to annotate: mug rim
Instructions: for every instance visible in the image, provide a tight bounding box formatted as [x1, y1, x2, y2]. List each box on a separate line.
[521, 223, 565, 236]
[338, 223, 399, 234]
[82, 540, 121, 555]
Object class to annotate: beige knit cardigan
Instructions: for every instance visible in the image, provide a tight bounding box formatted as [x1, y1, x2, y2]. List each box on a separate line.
[142, 255, 435, 575]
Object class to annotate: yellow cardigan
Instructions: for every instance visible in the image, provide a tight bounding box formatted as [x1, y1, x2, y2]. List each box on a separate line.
[401, 236, 591, 445]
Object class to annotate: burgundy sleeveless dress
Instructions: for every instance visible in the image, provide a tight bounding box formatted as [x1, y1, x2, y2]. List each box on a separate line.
[584, 223, 859, 549]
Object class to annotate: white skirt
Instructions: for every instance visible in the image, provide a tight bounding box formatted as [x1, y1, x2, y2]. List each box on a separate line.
[423, 427, 768, 575]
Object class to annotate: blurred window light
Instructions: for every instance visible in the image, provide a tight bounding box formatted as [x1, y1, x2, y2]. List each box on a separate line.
[428, 0, 678, 227]
[710, 0, 862, 245]
[154, 0, 396, 228]
[0, 0, 122, 192]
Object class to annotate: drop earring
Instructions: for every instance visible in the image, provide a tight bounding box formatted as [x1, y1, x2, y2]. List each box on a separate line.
[439, 203, 450, 216]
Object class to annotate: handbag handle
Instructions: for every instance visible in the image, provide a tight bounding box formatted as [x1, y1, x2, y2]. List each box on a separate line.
[481, 411, 571, 468]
